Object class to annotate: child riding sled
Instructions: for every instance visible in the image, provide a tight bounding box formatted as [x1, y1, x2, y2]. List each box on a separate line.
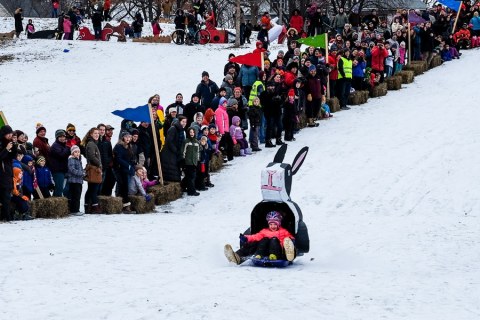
[224, 211, 295, 265]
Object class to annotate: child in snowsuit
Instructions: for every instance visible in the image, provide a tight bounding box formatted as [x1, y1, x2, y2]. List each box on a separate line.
[67, 145, 84, 215]
[181, 127, 200, 196]
[230, 116, 251, 156]
[195, 135, 210, 191]
[63, 15, 72, 40]
[21, 155, 35, 200]
[35, 156, 54, 199]
[224, 211, 295, 265]
[11, 168, 34, 220]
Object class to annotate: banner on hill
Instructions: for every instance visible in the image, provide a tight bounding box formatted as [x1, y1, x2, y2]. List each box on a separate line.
[229, 52, 264, 68]
[408, 12, 426, 24]
[112, 105, 151, 123]
[0, 111, 8, 128]
[437, 0, 463, 11]
[296, 34, 327, 48]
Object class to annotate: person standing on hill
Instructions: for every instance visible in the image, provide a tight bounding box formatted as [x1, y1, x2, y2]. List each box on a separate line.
[0, 125, 17, 221]
[196, 71, 219, 110]
[14, 8, 23, 38]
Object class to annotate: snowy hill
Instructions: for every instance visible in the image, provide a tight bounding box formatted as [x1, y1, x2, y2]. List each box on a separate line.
[1, 18, 480, 320]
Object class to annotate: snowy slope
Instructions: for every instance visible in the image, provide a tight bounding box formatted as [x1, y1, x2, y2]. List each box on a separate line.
[1, 18, 480, 320]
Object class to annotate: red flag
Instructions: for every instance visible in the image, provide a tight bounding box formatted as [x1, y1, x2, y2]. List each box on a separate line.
[229, 52, 264, 68]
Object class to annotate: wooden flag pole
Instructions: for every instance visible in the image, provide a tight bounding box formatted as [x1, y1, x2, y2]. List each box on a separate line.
[325, 33, 330, 99]
[452, 1, 464, 35]
[148, 103, 164, 186]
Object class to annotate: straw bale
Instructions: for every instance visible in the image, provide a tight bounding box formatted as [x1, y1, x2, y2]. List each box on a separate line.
[98, 196, 123, 214]
[31, 197, 69, 218]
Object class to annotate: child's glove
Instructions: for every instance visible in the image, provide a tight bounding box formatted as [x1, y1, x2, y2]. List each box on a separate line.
[232, 138, 237, 145]
[21, 195, 29, 201]
[239, 233, 247, 246]
[145, 194, 152, 202]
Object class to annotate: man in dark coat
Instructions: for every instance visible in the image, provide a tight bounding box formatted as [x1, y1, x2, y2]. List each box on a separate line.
[49, 129, 70, 197]
[195, 71, 219, 110]
[260, 82, 284, 148]
[98, 124, 116, 196]
[183, 93, 204, 128]
[0, 125, 17, 221]
[14, 8, 23, 38]
[160, 116, 187, 182]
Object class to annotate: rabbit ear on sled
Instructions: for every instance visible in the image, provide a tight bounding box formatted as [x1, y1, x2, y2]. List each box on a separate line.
[291, 146, 309, 175]
[273, 144, 288, 163]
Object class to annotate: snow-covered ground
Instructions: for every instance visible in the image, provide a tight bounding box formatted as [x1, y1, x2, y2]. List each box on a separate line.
[1, 18, 480, 320]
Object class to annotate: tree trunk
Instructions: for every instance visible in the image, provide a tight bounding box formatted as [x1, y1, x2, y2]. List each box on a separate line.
[234, 0, 240, 47]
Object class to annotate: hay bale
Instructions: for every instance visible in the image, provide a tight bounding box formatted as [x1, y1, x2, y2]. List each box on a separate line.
[209, 152, 224, 172]
[98, 196, 123, 214]
[150, 182, 183, 205]
[397, 70, 415, 84]
[371, 82, 388, 98]
[348, 90, 368, 105]
[386, 75, 402, 90]
[326, 97, 340, 112]
[430, 55, 442, 68]
[405, 61, 427, 75]
[233, 143, 241, 157]
[31, 197, 69, 219]
[360, 90, 370, 103]
[128, 193, 156, 214]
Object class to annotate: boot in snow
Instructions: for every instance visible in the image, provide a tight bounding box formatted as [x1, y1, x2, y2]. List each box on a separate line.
[245, 148, 253, 155]
[275, 138, 286, 145]
[239, 149, 246, 156]
[224, 244, 241, 265]
[122, 203, 136, 214]
[265, 139, 275, 148]
[283, 237, 295, 262]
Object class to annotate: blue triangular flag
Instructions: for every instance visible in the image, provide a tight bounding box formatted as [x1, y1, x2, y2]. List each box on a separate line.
[112, 104, 151, 123]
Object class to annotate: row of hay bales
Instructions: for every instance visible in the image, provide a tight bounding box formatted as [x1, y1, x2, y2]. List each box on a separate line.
[30, 152, 226, 218]
[27, 58, 444, 219]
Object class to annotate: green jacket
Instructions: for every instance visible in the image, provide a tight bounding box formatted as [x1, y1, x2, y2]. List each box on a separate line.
[181, 137, 200, 166]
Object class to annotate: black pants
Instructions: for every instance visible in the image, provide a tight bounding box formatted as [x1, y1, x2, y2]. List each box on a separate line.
[306, 98, 321, 119]
[195, 163, 206, 190]
[0, 187, 12, 221]
[337, 78, 352, 108]
[283, 117, 294, 141]
[265, 114, 282, 140]
[182, 165, 196, 195]
[68, 183, 82, 213]
[101, 167, 116, 196]
[219, 132, 234, 161]
[115, 171, 130, 204]
[237, 237, 283, 259]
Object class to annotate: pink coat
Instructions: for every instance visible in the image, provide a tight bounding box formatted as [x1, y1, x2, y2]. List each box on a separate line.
[246, 227, 294, 248]
[214, 105, 229, 134]
[63, 19, 72, 33]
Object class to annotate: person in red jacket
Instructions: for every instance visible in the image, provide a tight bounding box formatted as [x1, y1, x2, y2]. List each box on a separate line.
[454, 23, 471, 49]
[224, 211, 295, 264]
[370, 40, 389, 82]
[284, 62, 298, 89]
[328, 45, 339, 97]
[289, 9, 304, 34]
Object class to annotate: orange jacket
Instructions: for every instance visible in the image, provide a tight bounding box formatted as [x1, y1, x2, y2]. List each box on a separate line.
[12, 167, 23, 197]
[246, 227, 294, 247]
[454, 29, 471, 43]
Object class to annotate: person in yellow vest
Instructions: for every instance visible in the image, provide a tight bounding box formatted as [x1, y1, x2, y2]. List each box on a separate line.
[337, 49, 353, 110]
[248, 70, 267, 143]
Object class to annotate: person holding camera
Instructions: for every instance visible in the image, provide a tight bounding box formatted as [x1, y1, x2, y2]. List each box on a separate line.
[371, 40, 389, 83]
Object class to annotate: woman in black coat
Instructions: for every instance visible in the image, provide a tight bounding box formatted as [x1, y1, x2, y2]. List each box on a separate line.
[160, 116, 187, 182]
[0, 125, 17, 221]
[113, 131, 136, 213]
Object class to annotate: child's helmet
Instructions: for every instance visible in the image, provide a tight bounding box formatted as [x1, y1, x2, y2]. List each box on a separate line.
[266, 211, 282, 227]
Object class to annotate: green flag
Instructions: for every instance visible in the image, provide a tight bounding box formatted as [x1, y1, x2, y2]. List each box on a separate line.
[0, 111, 7, 128]
[296, 34, 327, 48]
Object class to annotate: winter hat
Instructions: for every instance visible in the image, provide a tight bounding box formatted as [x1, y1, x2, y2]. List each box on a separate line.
[120, 130, 132, 139]
[22, 155, 34, 165]
[219, 97, 228, 106]
[208, 124, 217, 130]
[278, 50, 284, 55]
[55, 129, 66, 139]
[36, 123, 46, 134]
[224, 74, 233, 81]
[287, 62, 299, 71]
[266, 211, 282, 227]
[264, 60, 271, 66]
[330, 44, 338, 51]
[36, 156, 46, 164]
[201, 125, 209, 132]
[0, 125, 13, 136]
[232, 116, 241, 125]
[227, 98, 238, 107]
[134, 164, 144, 172]
[202, 71, 209, 77]
[130, 128, 139, 136]
[288, 89, 295, 97]
[70, 145, 80, 154]
[66, 123, 76, 132]
[191, 93, 200, 100]
[234, 87, 242, 93]
[169, 108, 178, 115]
[308, 65, 316, 72]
